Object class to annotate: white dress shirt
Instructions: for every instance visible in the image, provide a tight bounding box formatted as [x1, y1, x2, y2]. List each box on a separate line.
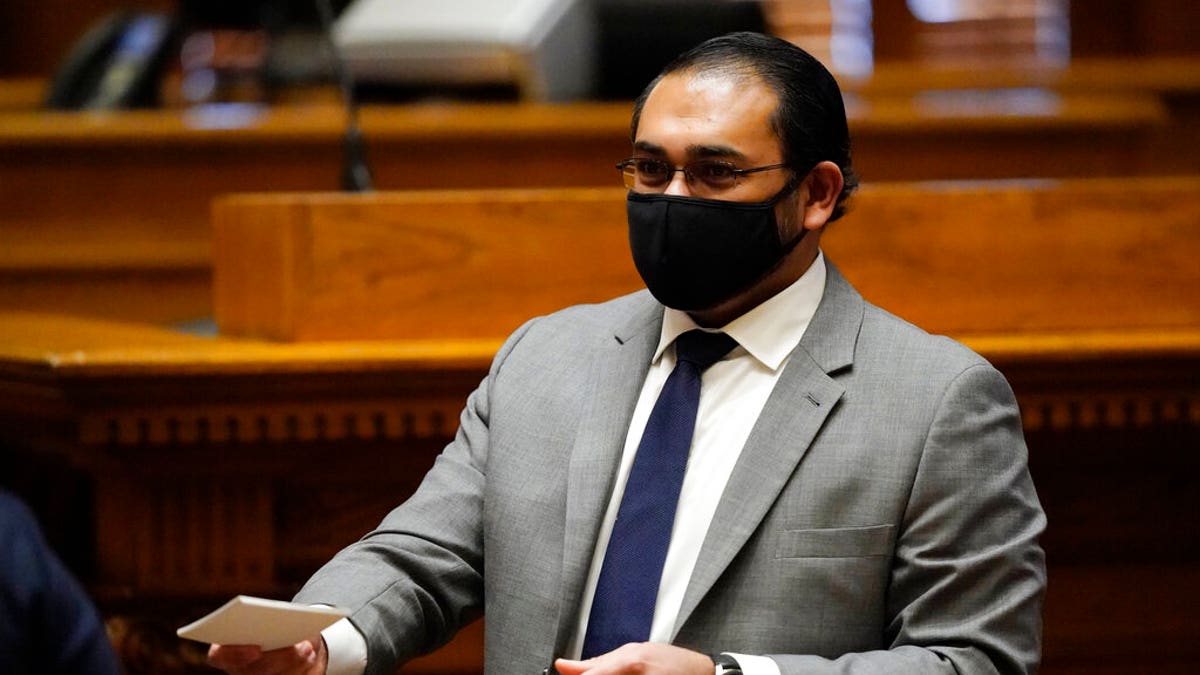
[323, 255, 828, 675]
[565, 254, 826, 675]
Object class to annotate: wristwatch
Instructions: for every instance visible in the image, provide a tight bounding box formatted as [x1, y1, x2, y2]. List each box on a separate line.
[712, 653, 743, 675]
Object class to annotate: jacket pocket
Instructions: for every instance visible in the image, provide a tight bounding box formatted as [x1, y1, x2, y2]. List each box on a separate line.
[775, 524, 894, 559]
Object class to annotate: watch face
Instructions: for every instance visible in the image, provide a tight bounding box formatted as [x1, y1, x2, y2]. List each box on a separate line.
[713, 654, 742, 675]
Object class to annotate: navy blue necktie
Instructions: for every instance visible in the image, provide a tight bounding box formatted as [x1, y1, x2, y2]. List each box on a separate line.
[581, 329, 738, 658]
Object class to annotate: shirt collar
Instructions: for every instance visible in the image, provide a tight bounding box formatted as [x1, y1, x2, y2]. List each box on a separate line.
[654, 251, 827, 371]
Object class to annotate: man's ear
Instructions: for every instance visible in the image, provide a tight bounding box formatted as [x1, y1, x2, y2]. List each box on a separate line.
[800, 161, 845, 231]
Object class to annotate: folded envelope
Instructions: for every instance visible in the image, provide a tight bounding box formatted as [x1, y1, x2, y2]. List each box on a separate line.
[177, 595, 350, 651]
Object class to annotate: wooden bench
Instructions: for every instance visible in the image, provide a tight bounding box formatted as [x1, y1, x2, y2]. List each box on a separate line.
[1, 80, 1191, 324]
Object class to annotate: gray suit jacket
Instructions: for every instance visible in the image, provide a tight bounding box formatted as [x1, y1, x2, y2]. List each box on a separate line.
[296, 262, 1047, 675]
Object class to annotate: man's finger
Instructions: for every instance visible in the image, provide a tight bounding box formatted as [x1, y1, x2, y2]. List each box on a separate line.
[553, 657, 593, 675]
[207, 641, 319, 675]
[208, 644, 264, 668]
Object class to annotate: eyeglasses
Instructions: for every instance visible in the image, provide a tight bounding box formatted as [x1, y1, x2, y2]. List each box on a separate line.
[616, 157, 788, 193]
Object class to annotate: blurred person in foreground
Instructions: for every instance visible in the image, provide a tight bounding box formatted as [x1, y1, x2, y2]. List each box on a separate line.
[0, 489, 121, 674]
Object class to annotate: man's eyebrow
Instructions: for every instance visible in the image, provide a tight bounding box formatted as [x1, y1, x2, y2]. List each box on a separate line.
[632, 140, 666, 155]
[631, 141, 747, 160]
[687, 144, 746, 160]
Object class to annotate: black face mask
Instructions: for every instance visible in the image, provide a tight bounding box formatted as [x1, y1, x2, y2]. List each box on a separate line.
[627, 180, 803, 311]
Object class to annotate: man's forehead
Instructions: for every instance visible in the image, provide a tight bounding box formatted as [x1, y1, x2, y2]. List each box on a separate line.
[635, 69, 779, 153]
[655, 67, 765, 102]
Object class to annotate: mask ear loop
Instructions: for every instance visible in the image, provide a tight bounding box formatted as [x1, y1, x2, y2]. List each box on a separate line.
[772, 171, 809, 252]
[716, 173, 809, 306]
[770, 156, 827, 206]
[767, 173, 803, 205]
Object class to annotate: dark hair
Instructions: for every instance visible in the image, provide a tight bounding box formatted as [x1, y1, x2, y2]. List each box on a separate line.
[631, 31, 858, 221]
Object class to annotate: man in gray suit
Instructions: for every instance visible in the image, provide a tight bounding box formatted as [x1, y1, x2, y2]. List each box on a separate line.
[210, 32, 1045, 675]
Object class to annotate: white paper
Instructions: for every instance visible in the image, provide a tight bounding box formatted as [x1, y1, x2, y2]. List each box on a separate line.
[176, 595, 350, 651]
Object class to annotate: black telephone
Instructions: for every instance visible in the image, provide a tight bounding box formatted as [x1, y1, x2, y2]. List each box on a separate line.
[46, 11, 176, 110]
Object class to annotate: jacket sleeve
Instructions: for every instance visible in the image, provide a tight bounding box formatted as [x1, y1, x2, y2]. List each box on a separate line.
[293, 319, 538, 675]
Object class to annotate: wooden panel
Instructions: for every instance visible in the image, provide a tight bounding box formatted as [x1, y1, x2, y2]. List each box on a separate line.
[824, 177, 1200, 335]
[212, 189, 640, 341]
[212, 178, 1200, 342]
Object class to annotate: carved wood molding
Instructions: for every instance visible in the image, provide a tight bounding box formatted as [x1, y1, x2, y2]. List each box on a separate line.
[80, 398, 466, 448]
[71, 377, 1200, 447]
[134, 480, 275, 593]
[1019, 391, 1200, 432]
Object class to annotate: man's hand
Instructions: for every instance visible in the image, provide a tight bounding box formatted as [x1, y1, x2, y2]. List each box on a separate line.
[207, 637, 328, 675]
[554, 643, 714, 675]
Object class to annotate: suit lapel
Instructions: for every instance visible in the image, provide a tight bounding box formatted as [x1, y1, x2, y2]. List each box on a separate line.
[553, 295, 663, 654]
[674, 262, 864, 634]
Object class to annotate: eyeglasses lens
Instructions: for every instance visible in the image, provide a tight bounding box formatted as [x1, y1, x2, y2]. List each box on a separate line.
[621, 159, 741, 192]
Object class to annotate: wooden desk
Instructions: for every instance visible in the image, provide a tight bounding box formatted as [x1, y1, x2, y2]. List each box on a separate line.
[0, 312, 499, 673]
[1, 311, 1197, 674]
[843, 57, 1200, 96]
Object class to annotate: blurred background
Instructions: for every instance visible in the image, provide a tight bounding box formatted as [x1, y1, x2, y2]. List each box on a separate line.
[1, 2, 1198, 674]
[2, 0, 1196, 105]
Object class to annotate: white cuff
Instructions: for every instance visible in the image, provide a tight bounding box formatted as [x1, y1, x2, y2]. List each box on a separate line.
[321, 618, 368, 675]
[726, 653, 781, 675]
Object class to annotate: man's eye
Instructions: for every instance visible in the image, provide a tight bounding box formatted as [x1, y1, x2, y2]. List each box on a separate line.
[697, 162, 736, 180]
[636, 160, 669, 176]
